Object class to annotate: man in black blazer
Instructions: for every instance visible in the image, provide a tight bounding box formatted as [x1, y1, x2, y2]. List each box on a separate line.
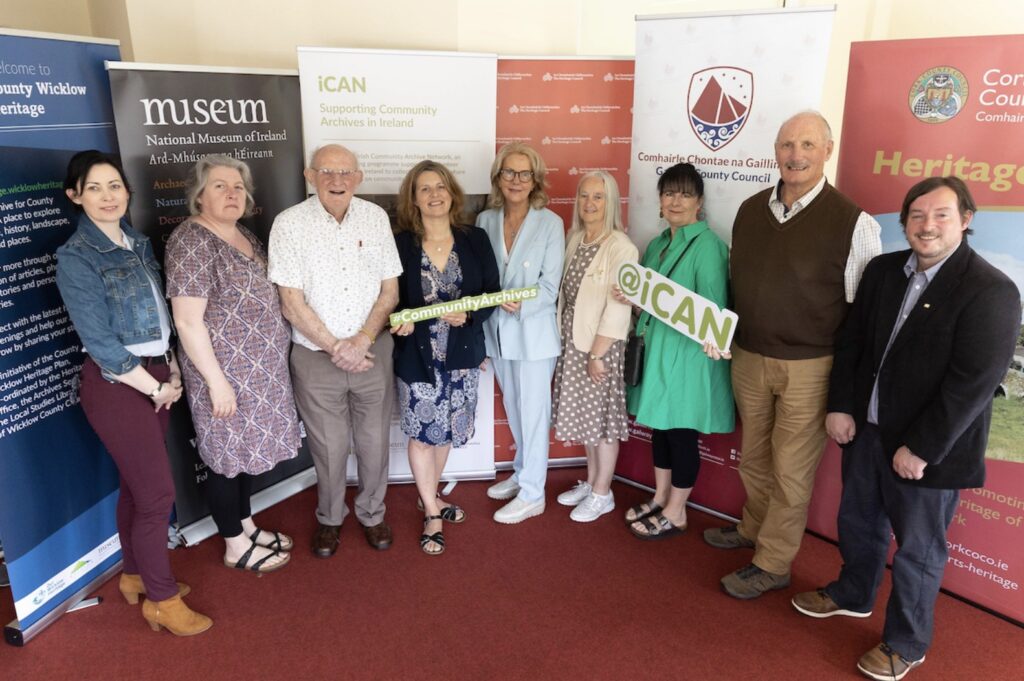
[790, 177, 1021, 681]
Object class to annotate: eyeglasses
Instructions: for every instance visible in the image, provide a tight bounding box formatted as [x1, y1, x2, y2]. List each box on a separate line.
[311, 167, 359, 180]
[499, 168, 535, 182]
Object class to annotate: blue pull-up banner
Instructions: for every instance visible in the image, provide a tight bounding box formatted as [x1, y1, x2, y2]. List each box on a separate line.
[0, 29, 121, 645]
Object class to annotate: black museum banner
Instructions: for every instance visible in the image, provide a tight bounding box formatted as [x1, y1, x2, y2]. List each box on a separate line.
[107, 63, 311, 531]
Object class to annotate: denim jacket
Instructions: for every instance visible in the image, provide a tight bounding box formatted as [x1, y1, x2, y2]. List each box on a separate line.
[56, 214, 166, 378]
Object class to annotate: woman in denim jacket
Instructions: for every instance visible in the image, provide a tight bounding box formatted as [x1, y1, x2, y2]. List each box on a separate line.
[55, 150, 211, 637]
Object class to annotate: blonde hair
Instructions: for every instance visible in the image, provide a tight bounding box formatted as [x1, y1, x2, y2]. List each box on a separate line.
[569, 171, 624, 240]
[487, 142, 549, 209]
[185, 154, 255, 217]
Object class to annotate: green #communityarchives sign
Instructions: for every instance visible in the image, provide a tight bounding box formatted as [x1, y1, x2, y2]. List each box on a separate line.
[390, 286, 539, 327]
[617, 263, 738, 351]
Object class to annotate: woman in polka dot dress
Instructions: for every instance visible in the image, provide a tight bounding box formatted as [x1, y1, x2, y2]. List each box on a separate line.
[552, 172, 638, 522]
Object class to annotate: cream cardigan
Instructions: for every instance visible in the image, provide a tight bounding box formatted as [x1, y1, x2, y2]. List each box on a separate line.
[556, 229, 639, 352]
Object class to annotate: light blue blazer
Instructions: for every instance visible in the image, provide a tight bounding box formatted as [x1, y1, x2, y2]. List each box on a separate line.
[477, 206, 564, 361]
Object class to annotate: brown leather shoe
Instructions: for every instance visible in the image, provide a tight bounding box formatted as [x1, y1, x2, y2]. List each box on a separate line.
[362, 521, 392, 550]
[311, 523, 341, 558]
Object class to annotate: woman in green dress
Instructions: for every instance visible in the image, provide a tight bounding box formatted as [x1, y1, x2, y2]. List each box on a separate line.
[616, 163, 734, 539]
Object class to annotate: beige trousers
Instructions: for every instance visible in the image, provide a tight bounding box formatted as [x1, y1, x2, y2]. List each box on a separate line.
[731, 345, 832, 575]
[290, 336, 394, 527]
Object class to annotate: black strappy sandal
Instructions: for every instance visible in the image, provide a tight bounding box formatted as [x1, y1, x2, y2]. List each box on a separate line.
[249, 528, 293, 552]
[224, 539, 290, 572]
[420, 515, 445, 556]
[417, 494, 466, 523]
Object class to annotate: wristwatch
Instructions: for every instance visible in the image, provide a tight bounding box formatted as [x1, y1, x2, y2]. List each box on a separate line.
[588, 353, 604, 361]
[148, 382, 165, 398]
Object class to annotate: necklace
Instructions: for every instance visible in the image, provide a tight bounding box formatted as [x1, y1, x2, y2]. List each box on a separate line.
[424, 233, 452, 253]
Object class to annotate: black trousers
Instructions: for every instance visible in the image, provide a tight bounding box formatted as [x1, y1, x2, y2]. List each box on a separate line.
[824, 424, 958, 661]
[651, 428, 700, 488]
[205, 470, 254, 538]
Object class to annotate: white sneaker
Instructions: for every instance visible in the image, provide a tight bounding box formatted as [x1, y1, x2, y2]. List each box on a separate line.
[493, 497, 545, 524]
[487, 477, 521, 500]
[569, 492, 615, 522]
[556, 481, 592, 506]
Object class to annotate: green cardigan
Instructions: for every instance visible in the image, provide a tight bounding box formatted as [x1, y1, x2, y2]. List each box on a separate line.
[626, 221, 735, 433]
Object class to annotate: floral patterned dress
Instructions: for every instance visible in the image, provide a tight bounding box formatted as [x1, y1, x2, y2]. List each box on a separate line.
[165, 219, 300, 477]
[397, 249, 479, 447]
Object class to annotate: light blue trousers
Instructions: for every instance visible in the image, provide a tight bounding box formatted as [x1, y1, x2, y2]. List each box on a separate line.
[491, 356, 557, 503]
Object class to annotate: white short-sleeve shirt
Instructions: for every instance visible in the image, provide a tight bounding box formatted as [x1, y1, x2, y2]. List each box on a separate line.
[268, 195, 402, 350]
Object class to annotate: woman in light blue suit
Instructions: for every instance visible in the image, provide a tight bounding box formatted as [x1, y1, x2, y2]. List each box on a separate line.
[477, 143, 565, 524]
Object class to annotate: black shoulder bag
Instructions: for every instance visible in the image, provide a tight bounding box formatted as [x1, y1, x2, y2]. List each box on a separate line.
[624, 231, 705, 387]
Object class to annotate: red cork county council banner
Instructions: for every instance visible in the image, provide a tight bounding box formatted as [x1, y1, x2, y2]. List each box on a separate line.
[494, 58, 634, 463]
[834, 35, 1024, 624]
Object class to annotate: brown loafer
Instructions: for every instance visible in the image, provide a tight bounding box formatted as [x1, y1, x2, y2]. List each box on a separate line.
[362, 521, 392, 550]
[311, 523, 341, 558]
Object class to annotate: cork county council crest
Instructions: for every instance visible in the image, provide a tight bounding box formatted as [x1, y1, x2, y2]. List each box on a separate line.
[909, 67, 968, 123]
[687, 67, 753, 151]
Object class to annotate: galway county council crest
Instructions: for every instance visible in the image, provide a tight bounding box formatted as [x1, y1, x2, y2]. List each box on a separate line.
[687, 67, 753, 151]
[909, 67, 968, 123]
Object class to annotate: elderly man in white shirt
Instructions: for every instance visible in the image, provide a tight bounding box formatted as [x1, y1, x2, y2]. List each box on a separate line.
[269, 144, 401, 557]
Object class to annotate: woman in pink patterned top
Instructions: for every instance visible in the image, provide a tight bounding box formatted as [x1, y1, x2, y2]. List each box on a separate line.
[166, 155, 299, 573]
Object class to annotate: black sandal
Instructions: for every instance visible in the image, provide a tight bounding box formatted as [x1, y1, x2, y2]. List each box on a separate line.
[629, 512, 687, 541]
[438, 504, 466, 524]
[420, 515, 445, 556]
[249, 528, 293, 552]
[624, 500, 663, 525]
[224, 539, 290, 572]
[417, 494, 466, 523]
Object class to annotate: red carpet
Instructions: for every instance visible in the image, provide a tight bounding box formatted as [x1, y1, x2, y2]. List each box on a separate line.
[1, 467, 1021, 680]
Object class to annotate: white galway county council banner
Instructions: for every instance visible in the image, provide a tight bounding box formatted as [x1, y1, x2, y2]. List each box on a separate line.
[629, 7, 835, 251]
[297, 47, 496, 193]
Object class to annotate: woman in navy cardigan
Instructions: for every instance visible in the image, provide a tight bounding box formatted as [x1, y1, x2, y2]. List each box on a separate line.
[391, 160, 500, 555]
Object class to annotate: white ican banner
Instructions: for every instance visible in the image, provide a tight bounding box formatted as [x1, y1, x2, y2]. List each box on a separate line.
[629, 7, 835, 252]
[297, 47, 497, 193]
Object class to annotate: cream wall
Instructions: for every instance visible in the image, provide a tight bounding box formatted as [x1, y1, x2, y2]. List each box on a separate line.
[4, 0, 1023, 173]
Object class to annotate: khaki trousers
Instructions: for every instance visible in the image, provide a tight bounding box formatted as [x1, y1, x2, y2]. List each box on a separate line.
[731, 345, 832, 575]
[290, 336, 394, 527]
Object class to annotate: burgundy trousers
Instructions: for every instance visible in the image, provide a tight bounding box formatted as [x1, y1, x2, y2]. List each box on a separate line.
[79, 358, 178, 601]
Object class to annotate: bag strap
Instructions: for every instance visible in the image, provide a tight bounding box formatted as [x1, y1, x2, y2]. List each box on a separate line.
[637, 229, 706, 337]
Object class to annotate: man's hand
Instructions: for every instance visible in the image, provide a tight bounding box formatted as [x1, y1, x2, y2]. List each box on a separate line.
[893, 446, 927, 480]
[331, 334, 374, 371]
[825, 412, 856, 445]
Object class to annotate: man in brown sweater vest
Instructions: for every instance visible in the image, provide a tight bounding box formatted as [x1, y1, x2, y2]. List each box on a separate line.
[703, 111, 881, 599]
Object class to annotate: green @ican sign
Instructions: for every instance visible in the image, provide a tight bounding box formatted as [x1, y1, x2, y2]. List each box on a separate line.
[617, 263, 737, 351]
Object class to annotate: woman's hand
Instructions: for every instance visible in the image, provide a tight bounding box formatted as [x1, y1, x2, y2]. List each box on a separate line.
[208, 376, 237, 418]
[390, 322, 414, 336]
[151, 381, 183, 413]
[703, 341, 732, 361]
[611, 285, 633, 306]
[167, 372, 184, 404]
[441, 312, 468, 327]
[587, 355, 608, 384]
[500, 300, 521, 314]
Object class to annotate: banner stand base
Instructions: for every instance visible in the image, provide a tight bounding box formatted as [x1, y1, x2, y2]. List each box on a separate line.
[66, 597, 101, 613]
[4, 560, 122, 647]
[496, 456, 586, 471]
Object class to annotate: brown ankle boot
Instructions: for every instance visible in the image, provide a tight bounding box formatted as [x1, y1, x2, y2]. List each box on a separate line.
[118, 573, 191, 604]
[141, 594, 212, 636]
